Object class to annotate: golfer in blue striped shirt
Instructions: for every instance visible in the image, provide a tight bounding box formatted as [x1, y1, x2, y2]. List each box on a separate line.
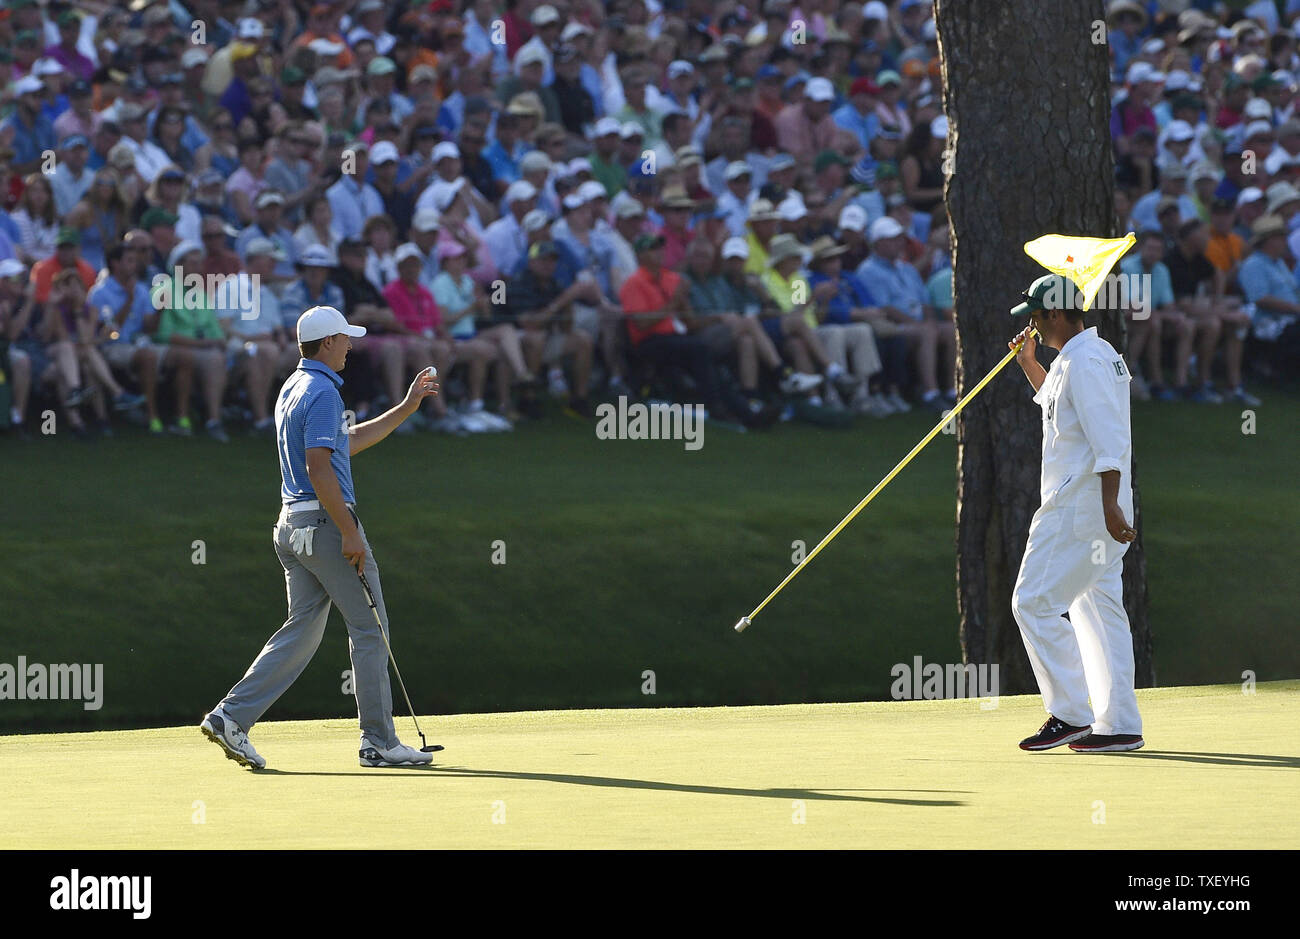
[201, 305, 441, 769]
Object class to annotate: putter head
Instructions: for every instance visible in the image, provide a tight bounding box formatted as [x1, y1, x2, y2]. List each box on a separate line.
[421, 745, 444, 753]
[734, 616, 751, 633]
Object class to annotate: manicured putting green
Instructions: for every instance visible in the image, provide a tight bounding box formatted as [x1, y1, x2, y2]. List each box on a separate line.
[5, 681, 1296, 849]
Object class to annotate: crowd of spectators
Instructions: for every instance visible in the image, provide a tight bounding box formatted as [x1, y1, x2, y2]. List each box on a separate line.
[1109, 0, 1300, 404]
[0, 0, 1293, 443]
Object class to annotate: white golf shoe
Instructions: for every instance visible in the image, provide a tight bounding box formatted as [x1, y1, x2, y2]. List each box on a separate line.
[200, 707, 266, 769]
[359, 739, 435, 767]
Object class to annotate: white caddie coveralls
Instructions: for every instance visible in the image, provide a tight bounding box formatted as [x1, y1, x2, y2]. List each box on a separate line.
[1011, 327, 1143, 736]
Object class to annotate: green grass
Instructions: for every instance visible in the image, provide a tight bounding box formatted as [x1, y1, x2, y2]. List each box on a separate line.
[1, 389, 1297, 733]
[3, 683, 1296, 849]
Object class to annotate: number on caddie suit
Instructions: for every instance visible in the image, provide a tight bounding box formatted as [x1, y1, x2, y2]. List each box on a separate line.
[1113, 360, 1127, 379]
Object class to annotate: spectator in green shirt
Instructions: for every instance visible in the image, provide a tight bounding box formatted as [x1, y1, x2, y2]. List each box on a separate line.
[153, 241, 231, 441]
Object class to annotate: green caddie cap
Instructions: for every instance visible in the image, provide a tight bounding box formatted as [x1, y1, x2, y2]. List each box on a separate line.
[1010, 273, 1078, 317]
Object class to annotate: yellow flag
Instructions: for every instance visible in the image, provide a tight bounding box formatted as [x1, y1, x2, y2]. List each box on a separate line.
[1022, 232, 1137, 311]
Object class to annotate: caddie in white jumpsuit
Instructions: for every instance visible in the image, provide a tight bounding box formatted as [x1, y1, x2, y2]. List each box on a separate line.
[1007, 274, 1145, 753]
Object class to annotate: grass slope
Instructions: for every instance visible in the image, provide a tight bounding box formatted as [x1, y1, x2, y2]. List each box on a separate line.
[3, 682, 1297, 849]
[1, 391, 1297, 732]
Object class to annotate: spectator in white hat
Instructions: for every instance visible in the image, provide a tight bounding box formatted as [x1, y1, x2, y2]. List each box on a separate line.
[1157, 119, 1198, 171]
[236, 190, 299, 285]
[1112, 61, 1161, 156]
[716, 161, 755, 238]
[2, 76, 55, 175]
[500, 44, 562, 125]
[587, 116, 626, 198]
[483, 180, 538, 280]
[613, 66, 664, 147]
[325, 142, 385, 241]
[431, 239, 534, 423]
[774, 76, 844, 164]
[856, 215, 953, 410]
[219, 237, 290, 433]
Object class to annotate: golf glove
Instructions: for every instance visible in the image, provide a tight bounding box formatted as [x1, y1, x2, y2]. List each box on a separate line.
[288, 525, 316, 557]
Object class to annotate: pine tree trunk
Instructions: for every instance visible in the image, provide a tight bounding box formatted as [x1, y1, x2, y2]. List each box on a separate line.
[935, 0, 1155, 691]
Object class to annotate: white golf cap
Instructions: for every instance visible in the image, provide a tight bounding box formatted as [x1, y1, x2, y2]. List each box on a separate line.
[522, 208, 551, 232]
[721, 236, 749, 259]
[619, 121, 644, 140]
[1126, 61, 1155, 85]
[1244, 98, 1273, 120]
[838, 204, 868, 232]
[181, 48, 209, 68]
[237, 17, 265, 39]
[578, 180, 607, 202]
[1164, 69, 1192, 92]
[308, 38, 345, 56]
[863, 0, 889, 19]
[1165, 119, 1195, 142]
[369, 140, 399, 165]
[504, 179, 538, 205]
[33, 58, 65, 77]
[1141, 38, 1165, 55]
[778, 198, 806, 221]
[930, 114, 948, 138]
[568, 157, 593, 175]
[1245, 120, 1274, 140]
[433, 141, 461, 162]
[805, 77, 835, 102]
[0, 258, 26, 278]
[561, 22, 592, 42]
[298, 305, 366, 343]
[165, 240, 203, 269]
[255, 190, 286, 209]
[394, 242, 423, 266]
[667, 60, 695, 79]
[516, 44, 548, 69]
[593, 117, 621, 138]
[614, 198, 644, 219]
[429, 177, 466, 211]
[869, 216, 905, 242]
[562, 193, 584, 211]
[245, 236, 285, 260]
[412, 208, 441, 232]
[769, 153, 796, 172]
[725, 160, 752, 181]
[531, 4, 560, 26]
[13, 75, 43, 96]
[298, 244, 337, 267]
[519, 151, 552, 174]
[1236, 186, 1264, 207]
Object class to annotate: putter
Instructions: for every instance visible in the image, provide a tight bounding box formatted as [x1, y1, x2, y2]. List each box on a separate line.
[358, 570, 442, 754]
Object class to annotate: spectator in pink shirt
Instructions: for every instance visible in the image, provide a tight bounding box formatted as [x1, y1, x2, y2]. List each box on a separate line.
[381, 243, 457, 431]
[45, 10, 95, 82]
[774, 77, 843, 165]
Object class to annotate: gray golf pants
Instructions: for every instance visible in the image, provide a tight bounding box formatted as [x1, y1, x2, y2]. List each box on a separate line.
[219, 505, 397, 748]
